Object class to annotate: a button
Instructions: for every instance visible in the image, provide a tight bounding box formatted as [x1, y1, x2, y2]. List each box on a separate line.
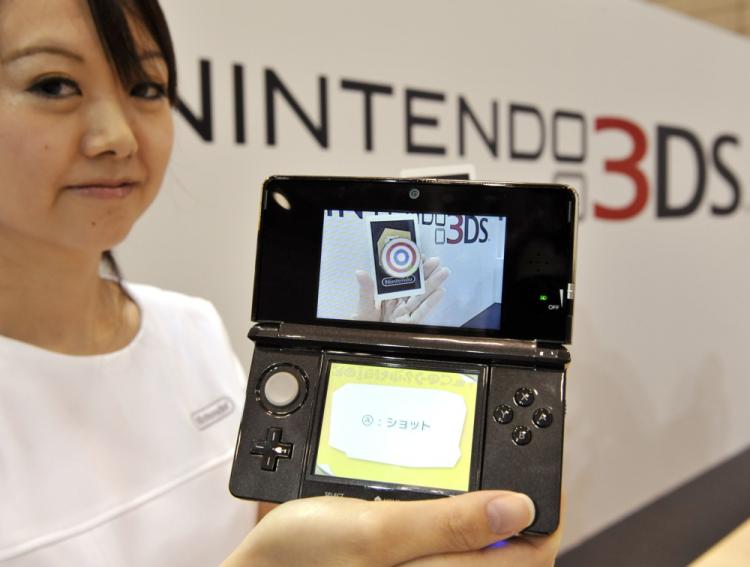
[533, 408, 554, 428]
[512, 426, 532, 446]
[250, 427, 293, 471]
[263, 371, 300, 408]
[493, 405, 514, 424]
[514, 387, 535, 407]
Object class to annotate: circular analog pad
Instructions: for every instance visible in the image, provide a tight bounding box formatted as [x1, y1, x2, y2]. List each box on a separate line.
[258, 365, 307, 415]
[263, 371, 300, 407]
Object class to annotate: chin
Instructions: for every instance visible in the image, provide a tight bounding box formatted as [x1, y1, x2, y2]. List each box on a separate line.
[93, 206, 148, 248]
[83, 223, 137, 255]
[100, 229, 134, 251]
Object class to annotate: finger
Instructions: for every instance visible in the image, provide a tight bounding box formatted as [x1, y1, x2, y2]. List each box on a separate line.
[394, 292, 434, 323]
[354, 270, 377, 320]
[404, 287, 445, 323]
[426, 266, 450, 289]
[422, 257, 440, 279]
[372, 491, 536, 565]
[382, 299, 399, 321]
[391, 304, 409, 322]
[402, 269, 450, 316]
[403, 267, 450, 312]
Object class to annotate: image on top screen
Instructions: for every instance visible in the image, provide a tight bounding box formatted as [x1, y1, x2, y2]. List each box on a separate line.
[316, 210, 507, 329]
[314, 362, 479, 492]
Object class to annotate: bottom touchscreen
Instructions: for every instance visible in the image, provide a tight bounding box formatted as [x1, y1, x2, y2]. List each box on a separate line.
[313, 361, 480, 492]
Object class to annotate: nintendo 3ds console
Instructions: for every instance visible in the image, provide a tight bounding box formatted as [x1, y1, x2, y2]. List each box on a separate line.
[229, 176, 577, 534]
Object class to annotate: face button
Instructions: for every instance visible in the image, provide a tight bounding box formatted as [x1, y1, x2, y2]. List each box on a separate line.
[533, 407, 554, 428]
[493, 405, 514, 425]
[512, 426, 532, 446]
[514, 387, 535, 407]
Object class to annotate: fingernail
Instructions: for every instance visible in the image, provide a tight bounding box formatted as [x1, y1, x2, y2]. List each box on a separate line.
[486, 494, 536, 535]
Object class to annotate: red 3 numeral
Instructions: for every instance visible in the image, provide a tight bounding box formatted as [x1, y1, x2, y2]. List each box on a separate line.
[447, 215, 464, 244]
[594, 117, 649, 220]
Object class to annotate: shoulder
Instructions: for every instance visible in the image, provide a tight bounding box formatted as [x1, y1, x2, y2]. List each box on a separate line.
[123, 283, 246, 387]
[125, 282, 225, 333]
[126, 282, 219, 316]
[124, 282, 235, 360]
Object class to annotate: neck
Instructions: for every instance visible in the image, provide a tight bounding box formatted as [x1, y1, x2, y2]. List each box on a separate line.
[0, 234, 135, 355]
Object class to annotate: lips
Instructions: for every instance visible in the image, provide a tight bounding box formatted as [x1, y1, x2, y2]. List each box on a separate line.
[66, 180, 138, 199]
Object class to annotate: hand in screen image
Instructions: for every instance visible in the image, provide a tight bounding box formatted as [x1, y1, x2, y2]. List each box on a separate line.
[353, 257, 450, 323]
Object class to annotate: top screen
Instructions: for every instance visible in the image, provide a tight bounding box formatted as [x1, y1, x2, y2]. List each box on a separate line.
[317, 210, 507, 331]
[252, 176, 576, 343]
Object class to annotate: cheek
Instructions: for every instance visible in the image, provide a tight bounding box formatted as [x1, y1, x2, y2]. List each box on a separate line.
[0, 106, 69, 177]
[0, 117, 68, 226]
[140, 114, 174, 189]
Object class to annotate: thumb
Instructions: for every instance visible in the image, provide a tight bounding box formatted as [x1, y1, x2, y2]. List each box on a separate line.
[376, 491, 536, 564]
[354, 270, 376, 317]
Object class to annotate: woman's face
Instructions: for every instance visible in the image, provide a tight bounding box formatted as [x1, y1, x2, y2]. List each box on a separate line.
[0, 0, 173, 257]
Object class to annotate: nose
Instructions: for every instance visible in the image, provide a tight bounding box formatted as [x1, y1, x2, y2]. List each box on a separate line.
[80, 98, 139, 159]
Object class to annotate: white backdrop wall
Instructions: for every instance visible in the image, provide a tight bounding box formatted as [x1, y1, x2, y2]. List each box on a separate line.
[119, 0, 750, 549]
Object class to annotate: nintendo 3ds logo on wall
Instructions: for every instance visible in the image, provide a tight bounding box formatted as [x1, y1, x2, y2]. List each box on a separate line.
[176, 62, 745, 221]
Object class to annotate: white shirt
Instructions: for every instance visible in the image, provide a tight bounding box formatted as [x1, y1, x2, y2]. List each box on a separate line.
[0, 284, 257, 566]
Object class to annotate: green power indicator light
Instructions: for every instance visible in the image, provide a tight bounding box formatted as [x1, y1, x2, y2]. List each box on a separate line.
[539, 294, 548, 301]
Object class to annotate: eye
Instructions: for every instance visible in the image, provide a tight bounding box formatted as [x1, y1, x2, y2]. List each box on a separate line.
[131, 81, 167, 100]
[28, 76, 81, 98]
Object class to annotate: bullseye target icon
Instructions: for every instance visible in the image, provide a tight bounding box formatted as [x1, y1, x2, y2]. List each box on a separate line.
[380, 237, 421, 278]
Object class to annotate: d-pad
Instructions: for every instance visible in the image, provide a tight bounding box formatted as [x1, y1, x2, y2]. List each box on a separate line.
[250, 427, 293, 471]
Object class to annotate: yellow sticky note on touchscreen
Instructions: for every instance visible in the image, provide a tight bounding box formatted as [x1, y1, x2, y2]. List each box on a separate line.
[315, 363, 478, 492]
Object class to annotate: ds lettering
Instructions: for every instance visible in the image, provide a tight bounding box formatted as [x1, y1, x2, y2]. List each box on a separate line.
[594, 117, 741, 219]
[445, 215, 489, 244]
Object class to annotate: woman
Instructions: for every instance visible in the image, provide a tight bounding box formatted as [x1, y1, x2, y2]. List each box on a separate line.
[0, 0, 561, 565]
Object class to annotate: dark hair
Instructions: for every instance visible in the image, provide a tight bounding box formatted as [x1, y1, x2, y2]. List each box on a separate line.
[85, 0, 177, 282]
[102, 250, 124, 280]
[86, 0, 177, 104]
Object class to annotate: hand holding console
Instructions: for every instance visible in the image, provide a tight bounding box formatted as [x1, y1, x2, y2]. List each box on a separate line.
[230, 176, 577, 535]
[222, 491, 562, 567]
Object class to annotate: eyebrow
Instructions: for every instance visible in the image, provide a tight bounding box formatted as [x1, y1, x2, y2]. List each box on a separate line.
[1, 45, 85, 65]
[1, 45, 165, 65]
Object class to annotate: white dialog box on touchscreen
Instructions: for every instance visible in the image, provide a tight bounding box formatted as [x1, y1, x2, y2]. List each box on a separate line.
[328, 384, 466, 468]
